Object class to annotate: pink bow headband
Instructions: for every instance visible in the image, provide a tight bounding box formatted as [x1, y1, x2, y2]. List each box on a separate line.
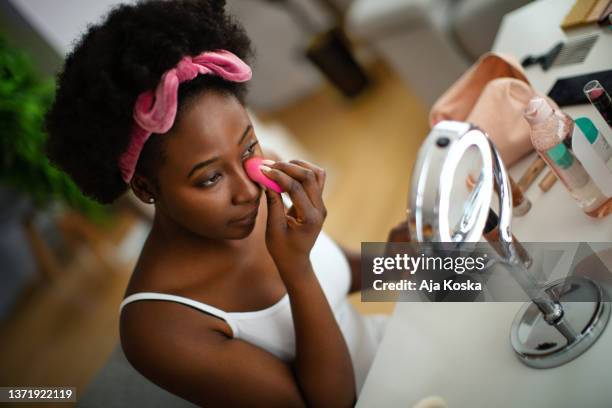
[118, 50, 252, 182]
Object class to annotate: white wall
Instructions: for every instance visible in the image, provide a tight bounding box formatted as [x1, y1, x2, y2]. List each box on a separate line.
[9, 0, 133, 55]
[10, 0, 334, 112]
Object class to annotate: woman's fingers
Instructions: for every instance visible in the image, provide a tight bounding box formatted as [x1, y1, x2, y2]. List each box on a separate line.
[388, 220, 411, 242]
[384, 219, 413, 259]
[268, 161, 325, 211]
[289, 160, 327, 219]
[264, 188, 287, 233]
[260, 165, 316, 223]
[288, 159, 326, 191]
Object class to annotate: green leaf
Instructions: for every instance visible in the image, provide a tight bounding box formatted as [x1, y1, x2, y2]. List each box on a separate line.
[0, 34, 109, 221]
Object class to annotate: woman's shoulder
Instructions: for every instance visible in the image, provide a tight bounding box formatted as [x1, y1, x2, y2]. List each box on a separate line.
[118, 293, 240, 406]
[119, 248, 233, 344]
[119, 287, 233, 366]
[121, 290, 230, 328]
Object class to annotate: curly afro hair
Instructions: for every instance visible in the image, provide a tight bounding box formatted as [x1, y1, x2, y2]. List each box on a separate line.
[45, 0, 253, 204]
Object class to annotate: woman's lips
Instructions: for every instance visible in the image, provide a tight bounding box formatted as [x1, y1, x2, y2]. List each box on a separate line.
[229, 206, 259, 225]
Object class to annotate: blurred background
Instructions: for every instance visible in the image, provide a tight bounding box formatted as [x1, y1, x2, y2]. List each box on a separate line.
[0, 0, 530, 399]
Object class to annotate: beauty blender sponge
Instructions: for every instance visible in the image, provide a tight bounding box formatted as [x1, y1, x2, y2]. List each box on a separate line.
[244, 157, 284, 193]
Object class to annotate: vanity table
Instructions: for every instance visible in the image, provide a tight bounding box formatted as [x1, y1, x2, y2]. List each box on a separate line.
[356, 0, 612, 406]
[496, 0, 612, 242]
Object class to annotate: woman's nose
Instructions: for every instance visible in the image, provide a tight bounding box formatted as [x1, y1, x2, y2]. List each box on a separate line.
[232, 165, 261, 205]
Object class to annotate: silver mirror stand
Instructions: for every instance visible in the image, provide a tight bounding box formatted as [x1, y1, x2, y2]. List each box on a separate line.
[408, 121, 610, 368]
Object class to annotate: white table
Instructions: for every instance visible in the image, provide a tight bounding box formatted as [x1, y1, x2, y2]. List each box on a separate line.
[498, 0, 612, 242]
[357, 1, 612, 407]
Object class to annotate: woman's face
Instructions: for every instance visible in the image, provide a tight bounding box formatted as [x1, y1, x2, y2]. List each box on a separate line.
[154, 91, 263, 240]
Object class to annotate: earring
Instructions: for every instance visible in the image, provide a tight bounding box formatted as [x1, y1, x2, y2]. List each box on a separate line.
[148, 197, 155, 203]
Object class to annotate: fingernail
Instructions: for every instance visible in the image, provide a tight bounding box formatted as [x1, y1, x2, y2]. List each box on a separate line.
[259, 165, 272, 172]
[261, 159, 276, 166]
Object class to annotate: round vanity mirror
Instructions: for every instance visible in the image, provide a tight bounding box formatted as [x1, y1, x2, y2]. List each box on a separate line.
[407, 120, 610, 369]
[408, 121, 494, 243]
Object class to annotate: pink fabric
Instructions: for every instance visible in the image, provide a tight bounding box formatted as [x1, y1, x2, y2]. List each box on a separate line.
[118, 50, 252, 182]
[429, 52, 557, 167]
[429, 53, 528, 125]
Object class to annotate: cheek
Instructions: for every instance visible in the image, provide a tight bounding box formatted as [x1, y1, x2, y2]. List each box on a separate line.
[163, 184, 232, 231]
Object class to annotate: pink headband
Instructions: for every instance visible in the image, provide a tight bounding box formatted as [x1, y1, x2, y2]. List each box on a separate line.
[118, 50, 252, 182]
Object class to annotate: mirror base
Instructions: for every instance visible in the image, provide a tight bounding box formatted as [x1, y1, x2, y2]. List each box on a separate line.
[510, 277, 610, 369]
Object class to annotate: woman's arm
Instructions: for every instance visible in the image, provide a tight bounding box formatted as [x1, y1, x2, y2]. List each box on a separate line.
[123, 159, 356, 407]
[340, 245, 362, 293]
[282, 259, 356, 407]
[121, 303, 306, 408]
[340, 220, 412, 294]
[262, 160, 356, 407]
[121, 261, 355, 408]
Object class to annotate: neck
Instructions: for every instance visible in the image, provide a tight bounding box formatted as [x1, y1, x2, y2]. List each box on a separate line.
[149, 208, 252, 260]
[131, 202, 269, 293]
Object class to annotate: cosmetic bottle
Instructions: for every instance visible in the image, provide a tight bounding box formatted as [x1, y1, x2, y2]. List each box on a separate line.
[583, 80, 612, 129]
[575, 117, 612, 170]
[524, 97, 612, 218]
[508, 177, 531, 216]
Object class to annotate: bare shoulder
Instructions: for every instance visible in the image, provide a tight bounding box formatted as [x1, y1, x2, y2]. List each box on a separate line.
[116, 235, 305, 406]
[119, 287, 236, 373]
[119, 300, 231, 402]
[119, 294, 305, 408]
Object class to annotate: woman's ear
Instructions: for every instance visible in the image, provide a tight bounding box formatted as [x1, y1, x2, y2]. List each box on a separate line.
[130, 173, 158, 204]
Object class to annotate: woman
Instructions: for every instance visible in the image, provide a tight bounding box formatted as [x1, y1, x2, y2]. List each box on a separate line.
[45, 1, 404, 406]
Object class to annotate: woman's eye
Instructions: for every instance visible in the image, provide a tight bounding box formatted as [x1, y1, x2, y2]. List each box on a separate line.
[198, 173, 221, 187]
[242, 140, 259, 159]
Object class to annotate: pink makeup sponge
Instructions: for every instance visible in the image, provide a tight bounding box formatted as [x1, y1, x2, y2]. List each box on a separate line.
[244, 157, 284, 193]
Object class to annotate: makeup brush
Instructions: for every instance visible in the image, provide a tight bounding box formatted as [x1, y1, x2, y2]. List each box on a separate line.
[539, 170, 558, 192]
[517, 157, 547, 192]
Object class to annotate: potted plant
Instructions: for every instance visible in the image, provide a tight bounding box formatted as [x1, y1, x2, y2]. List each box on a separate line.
[0, 35, 107, 318]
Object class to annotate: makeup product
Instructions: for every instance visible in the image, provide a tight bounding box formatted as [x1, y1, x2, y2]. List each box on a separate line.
[583, 80, 612, 128]
[244, 157, 284, 193]
[539, 171, 558, 192]
[517, 157, 546, 192]
[466, 174, 530, 216]
[572, 117, 612, 196]
[547, 69, 612, 107]
[525, 97, 612, 217]
[509, 177, 531, 216]
[575, 117, 612, 168]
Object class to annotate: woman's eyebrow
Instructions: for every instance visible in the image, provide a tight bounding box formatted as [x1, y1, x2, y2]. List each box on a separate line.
[188, 157, 218, 179]
[238, 124, 252, 145]
[187, 124, 253, 179]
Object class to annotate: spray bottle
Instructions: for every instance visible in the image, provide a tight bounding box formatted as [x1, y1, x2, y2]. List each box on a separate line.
[524, 97, 612, 218]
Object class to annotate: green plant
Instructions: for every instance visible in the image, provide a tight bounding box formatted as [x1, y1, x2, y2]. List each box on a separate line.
[0, 35, 108, 221]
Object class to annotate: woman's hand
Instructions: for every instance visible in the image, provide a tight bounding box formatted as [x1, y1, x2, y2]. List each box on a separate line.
[386, 219, 411, 243]
[384, 218, 412, 259]
[260, 159, 327, 275]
